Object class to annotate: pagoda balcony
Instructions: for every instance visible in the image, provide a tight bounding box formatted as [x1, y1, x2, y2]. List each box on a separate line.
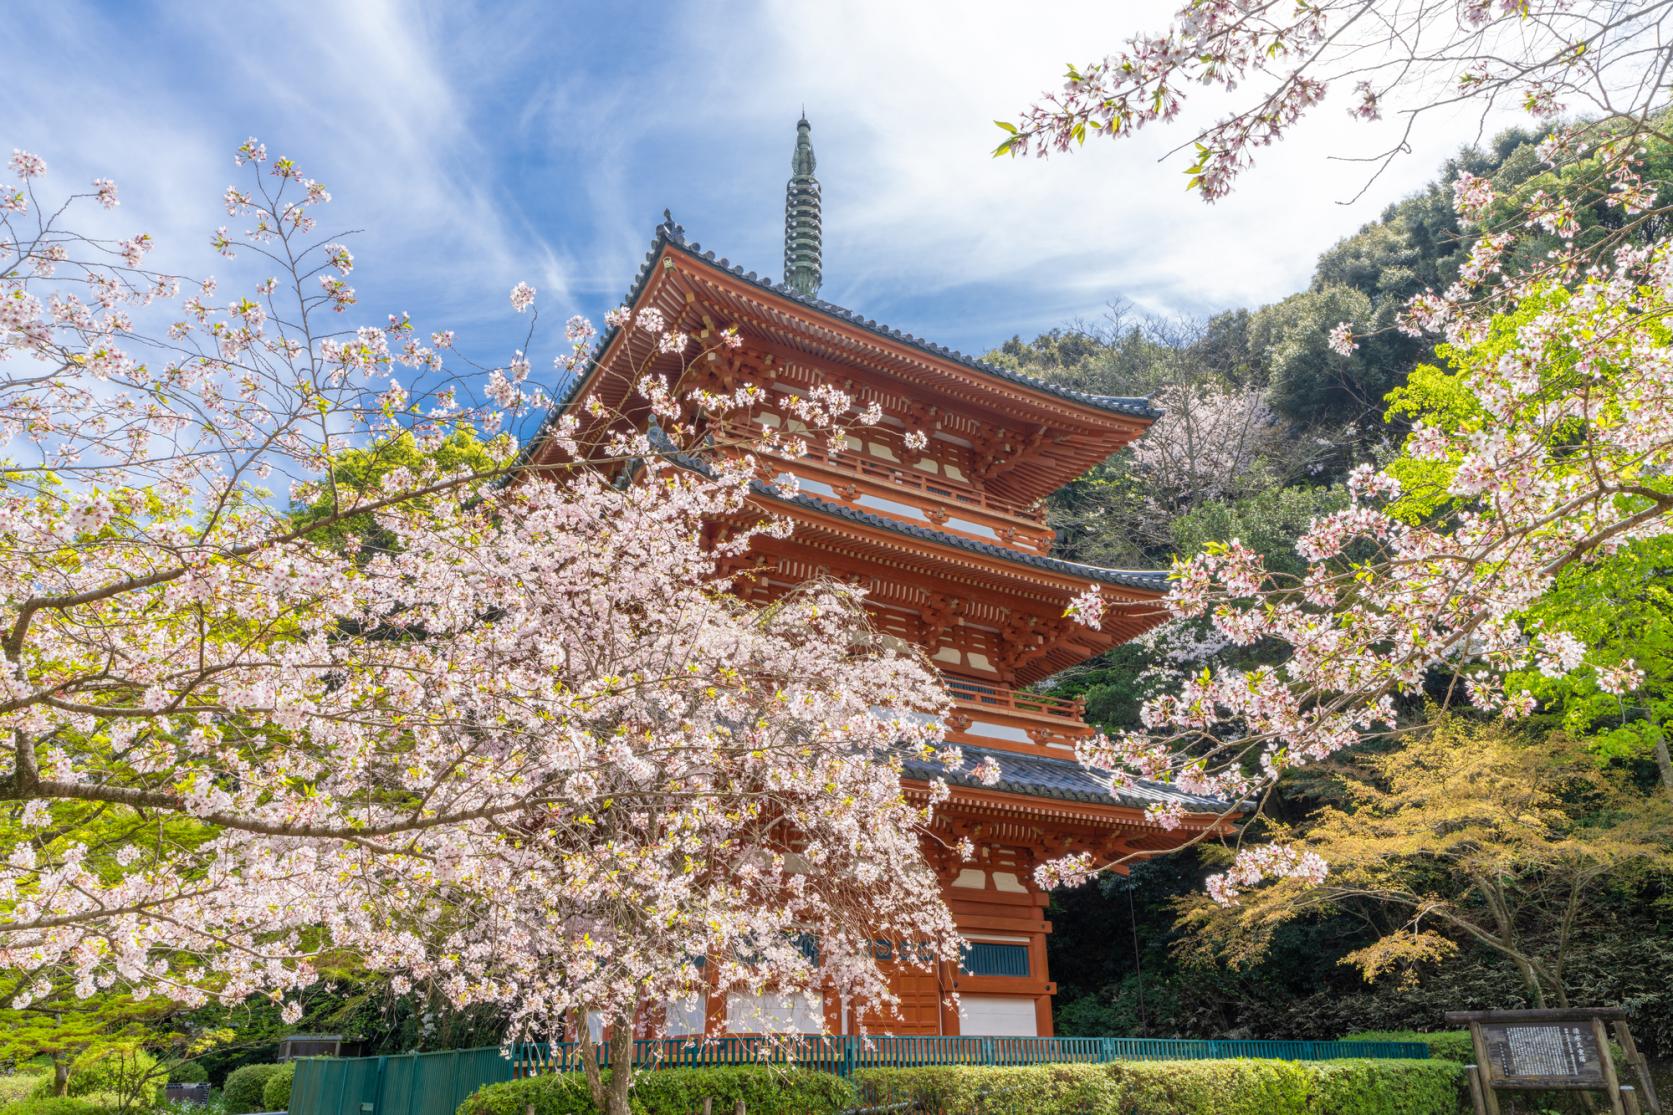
[715, 423, 1055, 555]
[942, 676, 1092, 759]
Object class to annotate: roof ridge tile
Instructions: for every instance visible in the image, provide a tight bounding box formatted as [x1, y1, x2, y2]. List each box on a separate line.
[525, 221, 1161, 465]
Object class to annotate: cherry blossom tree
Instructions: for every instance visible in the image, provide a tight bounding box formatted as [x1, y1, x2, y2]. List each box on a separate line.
[1003, 4, 1673, 904]
[1061, 186, 1673, 901]
[1129, 381, 1287, 513]
[0, 144, 968, 1115]
[998, 0, 1673, 206]
[1001, 1, 1673, 338]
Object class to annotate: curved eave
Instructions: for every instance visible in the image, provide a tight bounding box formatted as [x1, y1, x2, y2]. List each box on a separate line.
[760, 484, 1168, 594]
[900, 745, 1233, 830]
[521, 218, 1160, 475]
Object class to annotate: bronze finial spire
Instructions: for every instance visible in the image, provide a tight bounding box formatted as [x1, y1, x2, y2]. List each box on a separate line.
[784, 114, 822, 297]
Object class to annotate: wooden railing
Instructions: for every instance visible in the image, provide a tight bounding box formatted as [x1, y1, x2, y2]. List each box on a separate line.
[944, 677, 1084, 720]
[713, 421, 1049, 530]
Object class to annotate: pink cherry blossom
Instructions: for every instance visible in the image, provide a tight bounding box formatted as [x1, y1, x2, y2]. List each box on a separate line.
[9, 149, 47, 178]
[0, 151, 966, 1115]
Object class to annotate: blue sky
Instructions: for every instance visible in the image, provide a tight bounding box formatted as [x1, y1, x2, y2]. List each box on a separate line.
[10, 1, 1518, 409]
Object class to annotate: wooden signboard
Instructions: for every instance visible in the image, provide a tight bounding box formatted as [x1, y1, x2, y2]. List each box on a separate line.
[1478, 1018, 1604, 1088]
[1444, 1009, 1661, 1115]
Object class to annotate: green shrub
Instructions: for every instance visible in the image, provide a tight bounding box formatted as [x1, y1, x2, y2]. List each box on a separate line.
[1341, 1030, 1476, 1064]
[1312, 1060, 1466, 1115]
[223, 1065, 283, 1115]
[457, 1066, 855, 1115]
[1107, 1059, 1315, 1115]
[627, 1067, 852, 1115]
[855, 1063, 1123, 1114]
[854, 1059, 1467, 1115]
[0, 1098, 109, 1115]
[0, 1077, 49, 1107]
[259, 1064, 294, 1112]
[456, 1072, 598, 1115]
[64, 1046, 163, 1111]
[166, 1062, 209, 1086]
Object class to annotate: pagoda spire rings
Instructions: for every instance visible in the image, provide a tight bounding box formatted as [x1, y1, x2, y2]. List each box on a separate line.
[784, 114, 823, 298]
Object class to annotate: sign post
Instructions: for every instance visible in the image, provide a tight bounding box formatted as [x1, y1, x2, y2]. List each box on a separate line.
[1444, 1008, 1660, 1115]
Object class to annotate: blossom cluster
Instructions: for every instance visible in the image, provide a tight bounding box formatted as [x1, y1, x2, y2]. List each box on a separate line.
[0, 144, 969, 1050]
[1047, 162, 1673, 902]
[1001, 0, 1666, 208]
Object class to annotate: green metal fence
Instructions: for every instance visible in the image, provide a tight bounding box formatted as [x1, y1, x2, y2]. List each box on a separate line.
[289, 1036, 1428, 1115]
[290, 1047, 516, 1115]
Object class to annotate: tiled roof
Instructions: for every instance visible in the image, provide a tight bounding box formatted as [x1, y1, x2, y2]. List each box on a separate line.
[525, 216, 1160, 464]
[764, 485, 1169, 593]
[899, 742, 1229, 815]
[637, 425, 1169, 593]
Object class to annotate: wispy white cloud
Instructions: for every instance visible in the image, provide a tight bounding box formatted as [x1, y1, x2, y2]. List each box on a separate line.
[7, 0, 1531, 367]
[659, 0, 1525, 338]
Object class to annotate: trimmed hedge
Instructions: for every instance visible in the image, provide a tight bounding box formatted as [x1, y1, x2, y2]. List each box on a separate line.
[853, 1064, 1123, 1114]
[167, 1061, 210, 1085]
[458, 1066, 856, 1115]
[853, 1059, 1467, 1115]
[1342, 1030, 1476, 1065]
[260, 1063, 295, 1112]
[458, 1073, 595, 1115]
[1312, 1060, 1467, 1115]
[223, 1064, 283, 1115]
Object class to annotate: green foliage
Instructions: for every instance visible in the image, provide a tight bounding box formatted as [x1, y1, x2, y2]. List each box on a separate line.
[164, 1063, 207, 1086]
[1179, 720, 1673, 1005]
[1309, 1060, 1466, 1115]
[457, 1066, 855, 1115]
[258, 1064, 293, 1112]
[222, 1065, 282, 1115]
[63, 1044, 155, 1098]
[853, 1063, 1123, 1114]
[0, 1098, 110, 1115]
[1341, 1031, 1475, 1065]
[457, 1073, 596, 1115]
[64, 1046, 161, 1110]
[1509, 535, 1673, 772]
[288, 427, 508, 550]
[1171, 484, 1347, 575]
[1248, 285, 1384, 424]
[623, 1066, 852, 1115]
[0, 1079, 46, 1107]
[854, 1060, 1464, 1115]
[1109, 1058, 1315, 1115]
[0, 994, 181, 1093]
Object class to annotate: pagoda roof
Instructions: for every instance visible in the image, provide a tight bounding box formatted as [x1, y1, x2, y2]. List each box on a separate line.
[900, 742, 1228, 819]
[639, 426, 1169, 597]
[525, 216, 1160, 471]
[763, 484, 1167, 594]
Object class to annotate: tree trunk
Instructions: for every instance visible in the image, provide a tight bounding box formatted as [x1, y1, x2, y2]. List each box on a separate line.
[576, 1014, 607, 1115]
[603, 1022, 635, 1115]
[1477, 875, 1549, 1008]
[1654, 735, 1673, 801]
[52, 1055, 69, 1097]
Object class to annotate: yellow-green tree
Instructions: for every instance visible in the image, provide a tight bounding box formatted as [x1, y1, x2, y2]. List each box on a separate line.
[1179, 719, 1673, 1008]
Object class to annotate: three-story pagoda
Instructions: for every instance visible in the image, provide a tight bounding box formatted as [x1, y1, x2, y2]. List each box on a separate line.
[526, 118, 1228, 1038]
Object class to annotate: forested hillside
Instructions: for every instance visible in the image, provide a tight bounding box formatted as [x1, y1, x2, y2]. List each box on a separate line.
[992, 127, 1673, 1051]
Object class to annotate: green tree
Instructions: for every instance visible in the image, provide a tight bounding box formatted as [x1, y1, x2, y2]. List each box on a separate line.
[0, 993, 228, 1110]
[1178, 720, 1673, 1009]
[1506, 537, 1673, 796]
